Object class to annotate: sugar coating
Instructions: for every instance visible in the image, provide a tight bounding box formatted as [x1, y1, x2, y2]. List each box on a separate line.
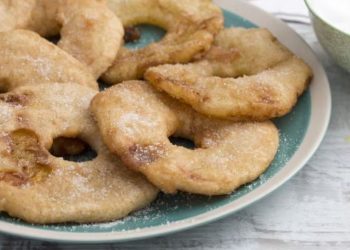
[0, 30, 98, 91]
[102, 0, 223, 83]
[25, 0, 123, 78]
[91, 81, 280, 196]
[0, 83, 158, 224]
[145, 28, 312, 121]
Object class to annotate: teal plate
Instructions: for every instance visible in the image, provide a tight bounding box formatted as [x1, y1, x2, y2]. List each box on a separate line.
[0, 0, 331, 243]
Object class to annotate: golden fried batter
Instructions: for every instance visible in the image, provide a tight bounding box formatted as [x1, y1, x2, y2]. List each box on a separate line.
[102, 0, 224, 84]
[0, 83, 158, 224]
[145, 28, 313, 121]
[26, 0, 124, 78]
[91, 81, 279, 195]
[0, 30, 98, 91]
[0, 0, 35, 32]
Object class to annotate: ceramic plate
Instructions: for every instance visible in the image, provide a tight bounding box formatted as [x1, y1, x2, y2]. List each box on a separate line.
[0, 0, 331, 243]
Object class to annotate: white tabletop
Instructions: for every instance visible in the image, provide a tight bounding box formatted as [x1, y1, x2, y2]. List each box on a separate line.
[2, 0, 350, 249]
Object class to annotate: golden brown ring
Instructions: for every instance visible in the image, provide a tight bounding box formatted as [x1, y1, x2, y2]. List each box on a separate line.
[0, 30, 98, 91]
[91, 81, 279, 195]
[0, 83, 158, 224]
[0, 0, 36, 32]
[26, 0, 124, 78]
[145, 28, 313, 121]
[102, 0, 224, 84]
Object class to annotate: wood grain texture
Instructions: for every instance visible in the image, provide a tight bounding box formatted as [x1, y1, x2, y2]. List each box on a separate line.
[1, 0, 349, 249]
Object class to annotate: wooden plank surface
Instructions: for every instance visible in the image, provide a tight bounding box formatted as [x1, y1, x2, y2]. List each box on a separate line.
[1, 0, 349, 249]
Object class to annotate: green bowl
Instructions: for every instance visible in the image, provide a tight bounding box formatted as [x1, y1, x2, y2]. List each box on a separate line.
[305, 0, 350, 72]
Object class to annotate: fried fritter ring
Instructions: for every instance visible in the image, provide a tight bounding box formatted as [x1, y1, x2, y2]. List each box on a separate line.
[0, 0, 35, 31]
[0, 30, 98, 91]
[102, 0, 224, 84]
[0, 83, 157, 224]
[26, 0, 123, 78]
[91, 81, 279, 195]
[145, 28, 313, 121]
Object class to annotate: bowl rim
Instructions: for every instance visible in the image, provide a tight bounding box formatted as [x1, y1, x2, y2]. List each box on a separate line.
[304, 0, 350, 36]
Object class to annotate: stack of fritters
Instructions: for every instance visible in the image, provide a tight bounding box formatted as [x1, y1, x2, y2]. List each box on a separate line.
[0, 0, 312, 224]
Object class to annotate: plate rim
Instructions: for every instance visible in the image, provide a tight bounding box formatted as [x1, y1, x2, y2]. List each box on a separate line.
[0, 0, 331, 243]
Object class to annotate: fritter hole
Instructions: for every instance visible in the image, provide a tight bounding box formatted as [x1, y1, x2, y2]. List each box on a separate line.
[47, 34, 61, 45]
[0, 78, 10, 93]
[124, 24, 166, 49]
[169, 136, 195, 150]
[97, 78, 109, 91]
[50, 137, 97, 162]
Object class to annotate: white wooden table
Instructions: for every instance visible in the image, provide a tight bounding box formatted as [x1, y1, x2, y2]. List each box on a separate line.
[2, 0, 350, 249]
